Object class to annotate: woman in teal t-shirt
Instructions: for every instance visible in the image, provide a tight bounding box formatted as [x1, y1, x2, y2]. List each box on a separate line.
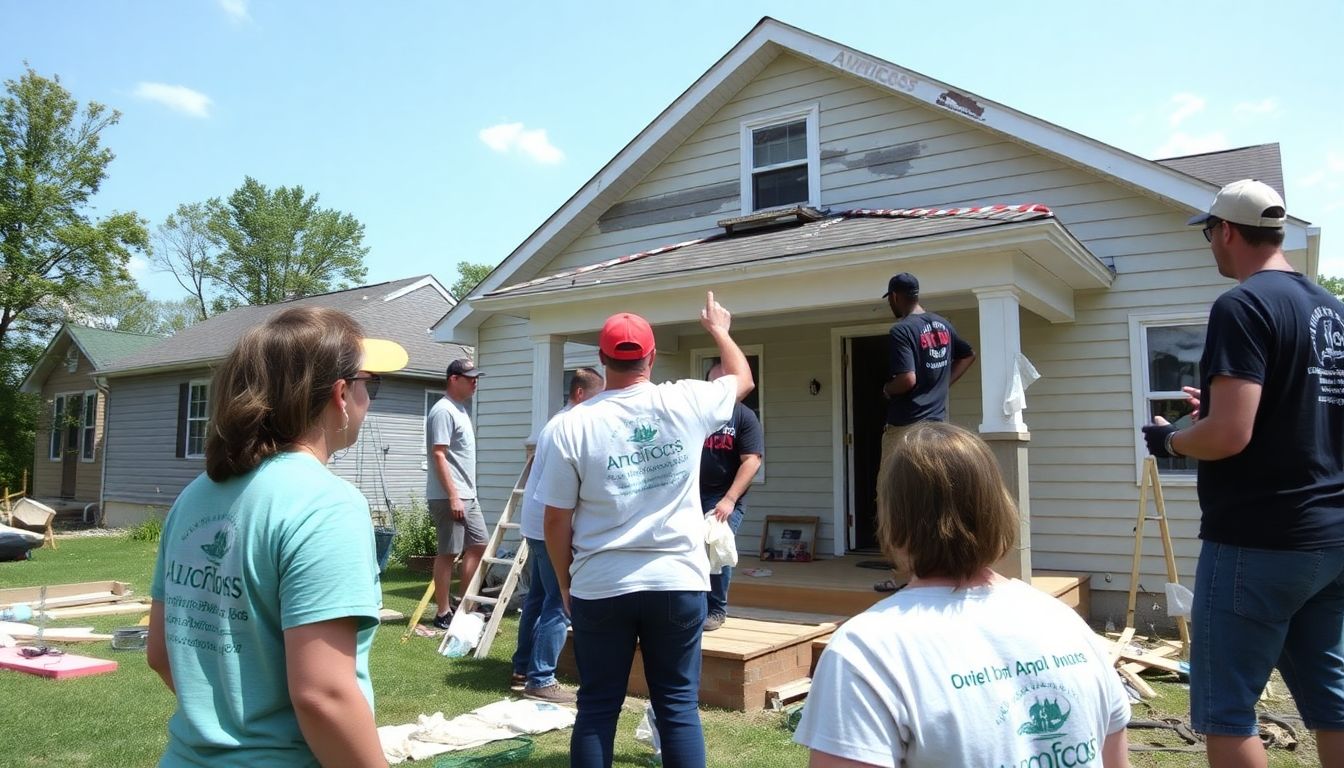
[148, 306, 408, 767]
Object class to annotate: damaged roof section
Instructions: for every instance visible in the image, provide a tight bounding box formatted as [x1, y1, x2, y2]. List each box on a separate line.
[489, 204, 1057, 298]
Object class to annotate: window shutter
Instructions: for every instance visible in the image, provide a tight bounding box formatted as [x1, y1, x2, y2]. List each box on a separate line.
[176, 383, 189, 458]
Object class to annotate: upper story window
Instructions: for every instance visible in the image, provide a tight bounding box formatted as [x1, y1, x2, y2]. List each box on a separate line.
[177, 380, 210, 459]
[740, 106, 820, 214]
[81, 391, 97, 462]
[1129, 313, 1206, 482]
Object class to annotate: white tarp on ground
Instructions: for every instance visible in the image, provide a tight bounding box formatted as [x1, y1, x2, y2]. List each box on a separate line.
[378, 698, 576, 764]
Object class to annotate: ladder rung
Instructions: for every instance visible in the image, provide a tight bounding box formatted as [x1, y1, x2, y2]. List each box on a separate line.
[511, 489, 525, 497]
[465, 595, 498, 606]
[482, 556, 515, 566]
[1143, 517, 1162, 522]
[499, 522, 520, 529]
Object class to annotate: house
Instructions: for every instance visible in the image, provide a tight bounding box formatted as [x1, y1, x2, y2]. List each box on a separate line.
[431, 18, 1320, 621]
[19, 325, 163, 512]
[96, 276, 467, 527]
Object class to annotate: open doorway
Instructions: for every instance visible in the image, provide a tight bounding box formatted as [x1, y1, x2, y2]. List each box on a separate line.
[845, 334, 888, 551]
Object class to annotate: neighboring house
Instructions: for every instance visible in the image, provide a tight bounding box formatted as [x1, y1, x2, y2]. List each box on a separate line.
[19, 325, 164, 510]
[97, 276, 466, 527]
[431, 18, 1320, 619]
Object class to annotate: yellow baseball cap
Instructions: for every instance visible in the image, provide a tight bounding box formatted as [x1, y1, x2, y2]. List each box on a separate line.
[360, 338, 409, 373]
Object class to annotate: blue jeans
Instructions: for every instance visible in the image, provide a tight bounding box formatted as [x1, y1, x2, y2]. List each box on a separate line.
[701, 491, 744, 617]
[511, 538, 569, 688]
[1191, 540, 1344, 735]
[570, 590, 706, 768]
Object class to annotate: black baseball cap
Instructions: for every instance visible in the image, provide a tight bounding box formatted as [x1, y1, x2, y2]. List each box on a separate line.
[883, 272, 919, 298]
[447, 359, 485, 378]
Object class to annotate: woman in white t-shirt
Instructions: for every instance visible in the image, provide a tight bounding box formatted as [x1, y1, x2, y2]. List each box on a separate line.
[795, 422, 1130, 768]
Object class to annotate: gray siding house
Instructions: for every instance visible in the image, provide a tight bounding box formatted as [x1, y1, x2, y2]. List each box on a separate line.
[432, 18, 1321, 620]
[98, 276, 466, 527]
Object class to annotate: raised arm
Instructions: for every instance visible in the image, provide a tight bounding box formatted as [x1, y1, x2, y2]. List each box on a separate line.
[700, 291, 754, 402]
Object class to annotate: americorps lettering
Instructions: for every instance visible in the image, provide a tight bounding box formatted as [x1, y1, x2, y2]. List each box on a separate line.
[829, 50, 917, 92]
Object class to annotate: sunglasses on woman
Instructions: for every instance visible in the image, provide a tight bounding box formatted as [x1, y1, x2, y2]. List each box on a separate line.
[345, 374, 382, 400]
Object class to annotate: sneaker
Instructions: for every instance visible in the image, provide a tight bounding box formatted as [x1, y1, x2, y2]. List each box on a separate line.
[431, 613, 452, 630]
[702, 612, 726, 632]
[523, 682, 576, 704]
[509, 672, 526, 692]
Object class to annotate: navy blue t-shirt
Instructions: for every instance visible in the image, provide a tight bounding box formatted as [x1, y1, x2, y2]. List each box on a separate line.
[1197, 270, 1344, 549]
[699, 403, 764, 495]
[886, 311, 974, 426]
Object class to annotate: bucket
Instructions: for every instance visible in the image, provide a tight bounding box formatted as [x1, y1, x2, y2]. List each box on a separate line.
[373, 526, 395, 573]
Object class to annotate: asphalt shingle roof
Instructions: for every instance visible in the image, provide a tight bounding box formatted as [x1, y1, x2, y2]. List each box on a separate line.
[1156, 143, 1285, 201]
[66, 326, 164, 368]
[101, 276, 466, 378]
[490, 206, 1057, 297]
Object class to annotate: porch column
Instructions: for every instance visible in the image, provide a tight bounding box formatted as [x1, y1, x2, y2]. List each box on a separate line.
[974, 287, 1032, 580]
[528, 335, 566, 447]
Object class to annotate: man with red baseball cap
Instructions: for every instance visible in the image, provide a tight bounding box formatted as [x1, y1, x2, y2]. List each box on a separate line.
[536, 291, 753, 768]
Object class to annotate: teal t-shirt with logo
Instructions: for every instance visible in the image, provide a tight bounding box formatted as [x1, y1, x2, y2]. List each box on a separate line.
[150, 451, 382, 767]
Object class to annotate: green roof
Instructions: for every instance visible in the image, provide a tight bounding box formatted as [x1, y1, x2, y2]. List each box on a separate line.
[66, 326, 164, 368]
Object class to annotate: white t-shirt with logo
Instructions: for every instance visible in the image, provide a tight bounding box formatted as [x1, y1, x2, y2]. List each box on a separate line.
[534, 377, 737, 599]
[519, 405, 572, 541]
[795, 578, 1130, 768]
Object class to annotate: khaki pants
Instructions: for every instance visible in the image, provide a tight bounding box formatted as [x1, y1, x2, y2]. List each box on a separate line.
[875, 423, 915, 582]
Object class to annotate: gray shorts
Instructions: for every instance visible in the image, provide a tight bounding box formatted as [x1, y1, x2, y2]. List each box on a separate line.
[428, 498, 488, 555]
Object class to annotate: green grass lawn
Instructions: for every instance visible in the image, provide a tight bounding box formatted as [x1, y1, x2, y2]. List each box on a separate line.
[0, 537, 1318, 767]
[0, 537, 807, 767]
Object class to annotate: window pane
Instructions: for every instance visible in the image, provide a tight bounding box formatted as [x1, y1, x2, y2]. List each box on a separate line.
[50, 397, 63, 459]
[699, 355, 762, 420]
[752, 120, 807, 168]
[188, 421, 207, 457]
[1149, 399, 1197, 473]
[84, 394, 96, 427]
[83, 427, 95, 460]
[1146, 325, 1204, 392]
[753, 165, 809, 210]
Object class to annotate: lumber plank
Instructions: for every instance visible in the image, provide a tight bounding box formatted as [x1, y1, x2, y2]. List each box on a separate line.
[1117, 666, 1156, 699]
[0, 621, 114, 642]
[1108, 627, 1135, 667]
[1118, 651, 1185, 675]
[0, 581, 130, 606]
[41, 602, 151, 620]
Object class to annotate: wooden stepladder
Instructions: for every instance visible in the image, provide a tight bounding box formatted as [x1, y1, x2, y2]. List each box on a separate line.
[429, 455, 534, 658]
[1125, 456, 1191, 656]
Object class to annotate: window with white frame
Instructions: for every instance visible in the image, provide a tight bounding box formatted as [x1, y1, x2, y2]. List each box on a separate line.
[49, 394, 68, 460]
[740, 106, 820, 214]
[185, 381, 210, 458]
[692, 345, 765, 483]
[81, 391, 97, 461]
[1129, 314, 1206, 478]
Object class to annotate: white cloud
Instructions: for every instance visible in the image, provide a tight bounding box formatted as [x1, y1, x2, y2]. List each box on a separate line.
[478, 122, 564, 164]
[1233, 98, 1278, 116]
[1154, 131, 1229, 159]
[133, 82, 212, 118]
[127, 256, 149, 274]
[1329, 151, 1344, 173]
[1168, 93, 1206, 127]
[1301, 170, 1327, 189]
[218, 0, 249, 22]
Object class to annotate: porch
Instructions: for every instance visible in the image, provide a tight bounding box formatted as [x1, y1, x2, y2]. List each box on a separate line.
[555, 555, 1088, 711]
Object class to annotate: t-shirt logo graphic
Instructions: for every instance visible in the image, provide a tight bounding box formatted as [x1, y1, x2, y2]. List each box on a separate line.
[1311, 306, 1344, 369]
[1016, 696, 1072, 739]
[630, 423, 659, 444]
[200, 529, 231, 563]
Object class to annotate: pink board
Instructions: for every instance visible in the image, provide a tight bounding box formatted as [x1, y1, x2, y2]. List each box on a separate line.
[0, 646, 118, 679]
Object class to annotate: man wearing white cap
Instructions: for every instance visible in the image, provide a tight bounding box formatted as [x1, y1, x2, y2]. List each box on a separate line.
[1142, 179, 1344, 767]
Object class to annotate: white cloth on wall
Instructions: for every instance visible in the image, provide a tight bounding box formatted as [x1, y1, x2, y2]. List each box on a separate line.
[1002, 353, 1041, 418]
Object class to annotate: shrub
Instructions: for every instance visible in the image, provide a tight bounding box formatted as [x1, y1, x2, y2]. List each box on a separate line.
[127, 513, 164, 543]
[389, 497, 437, 565]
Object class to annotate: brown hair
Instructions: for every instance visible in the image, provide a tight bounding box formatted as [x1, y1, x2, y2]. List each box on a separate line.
[876, 422, 1018, 581]
[600, 351, 651, 374]
[204, 306, 363, 482]
[569, 367, 603, 398]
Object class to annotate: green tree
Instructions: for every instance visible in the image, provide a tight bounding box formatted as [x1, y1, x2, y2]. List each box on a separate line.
[72, 278, 201, 335]
[205, 176, 368, 305]
[151, 202, 217, 320]
[1321, 274, 1344, 299]
[449, 261, 493, 300]
[0, 66, 147, 489]
[0, 66, 148, 353]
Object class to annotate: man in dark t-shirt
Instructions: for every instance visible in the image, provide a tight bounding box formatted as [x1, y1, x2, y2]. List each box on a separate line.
[700, 364, 763, 632]
[876, 273, 975, 591]
[1143, 179, 1344, 765]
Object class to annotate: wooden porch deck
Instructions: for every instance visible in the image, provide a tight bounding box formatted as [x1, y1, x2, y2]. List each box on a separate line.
[556, 556, 1090, 710]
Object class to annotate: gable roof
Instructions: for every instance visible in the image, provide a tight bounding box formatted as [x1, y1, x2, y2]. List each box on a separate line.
[1155, 143, 1285, 201]
[100, 275, 465, 379]
[20, 325, 165, 393]
[433, 17, 1314, 346]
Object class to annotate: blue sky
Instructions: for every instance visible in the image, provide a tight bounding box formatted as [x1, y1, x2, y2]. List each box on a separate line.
[5, 0, 1342, 302]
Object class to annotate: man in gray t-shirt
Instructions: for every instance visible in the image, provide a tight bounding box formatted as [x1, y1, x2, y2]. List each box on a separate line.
[426, 358, 489, 629]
